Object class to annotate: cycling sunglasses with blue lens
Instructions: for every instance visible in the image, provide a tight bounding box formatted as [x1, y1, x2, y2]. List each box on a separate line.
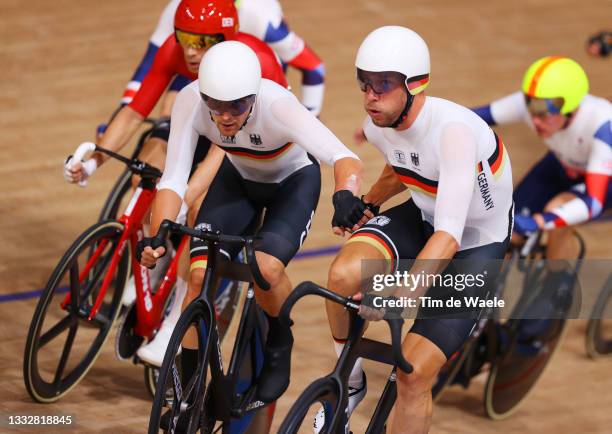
[524, 95, 565, 117]
[201, 94, 256, 116]
[356, 69, 406, 95]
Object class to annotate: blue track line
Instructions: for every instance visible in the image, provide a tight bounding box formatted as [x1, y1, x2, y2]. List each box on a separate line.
[0, 245, 341, 304]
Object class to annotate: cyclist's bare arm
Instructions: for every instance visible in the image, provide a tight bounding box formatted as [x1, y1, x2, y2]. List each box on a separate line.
[363, 164, 407, 206]
[94, 106, 145, 165]
[64, 106, 144, 183]
[183, 144, 225, 209]
[140, 189, 183, 267]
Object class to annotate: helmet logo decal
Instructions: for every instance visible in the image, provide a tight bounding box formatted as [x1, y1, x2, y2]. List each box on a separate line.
[222, 17, 234, 27]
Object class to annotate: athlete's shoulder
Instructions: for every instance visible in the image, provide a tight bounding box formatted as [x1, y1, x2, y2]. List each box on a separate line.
[234, 32, 269, 51]
[573, 95, 612, 135]
[258, 79, 294, 104]
[428, 96, 488, 128]
[237, 0, 283, 39]
[176, 80, 202, 106]
[582, 94, 612, 114]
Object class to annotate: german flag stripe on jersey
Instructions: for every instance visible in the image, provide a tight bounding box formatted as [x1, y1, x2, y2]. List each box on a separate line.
[346, 230, 397, 273]
[487, 133, 507, 180]
[190, 255, 208, 272]
[218, 142, 293, 161]
[392, 165, 438, 196]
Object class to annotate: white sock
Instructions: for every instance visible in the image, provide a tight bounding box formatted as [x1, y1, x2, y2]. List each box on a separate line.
[164, 277, 187, 327]
[334, 339, 364, 388]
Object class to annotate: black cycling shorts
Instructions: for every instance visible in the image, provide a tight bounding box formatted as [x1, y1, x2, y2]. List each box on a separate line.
[349, 199, 510, 359]
[190, 157, 321, 270]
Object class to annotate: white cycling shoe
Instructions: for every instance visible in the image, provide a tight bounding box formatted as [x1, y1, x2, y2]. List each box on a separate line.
[313, 372, 367, 434]
[136, 277, 187, 367]
[136, 319, 179, 367]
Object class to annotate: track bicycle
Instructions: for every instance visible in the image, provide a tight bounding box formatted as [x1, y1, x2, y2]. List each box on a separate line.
[277, 281, 413, 434]
[23, 143, 240, 402]
[432, 229, 585, 419]
[148, 220, 276, 434]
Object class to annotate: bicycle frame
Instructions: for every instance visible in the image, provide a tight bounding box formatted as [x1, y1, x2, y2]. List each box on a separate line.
[60, 175, 186, 340]
[277, 282, 411, 434]
[151, 219, 272, 433]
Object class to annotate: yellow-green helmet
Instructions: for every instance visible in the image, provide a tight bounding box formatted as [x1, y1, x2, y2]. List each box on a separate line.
[521, 56, 589, 114]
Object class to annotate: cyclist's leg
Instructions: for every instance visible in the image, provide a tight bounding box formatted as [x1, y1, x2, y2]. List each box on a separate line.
[513, 152, 577, 217]
[185, 157, 260, 345]
[388, 333, 447, 434]
[390, 236, 508, 434]
[249, 161, 321, 401]
[324, 200, 428, 424]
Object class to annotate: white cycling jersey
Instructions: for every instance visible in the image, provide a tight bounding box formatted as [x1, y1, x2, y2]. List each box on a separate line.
[364, 96, 514, 250]
[158, 79, 357, 197]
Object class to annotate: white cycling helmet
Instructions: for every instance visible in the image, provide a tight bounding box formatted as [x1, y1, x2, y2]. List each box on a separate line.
[199, 41, 262, 101]
[355, 25, 430, 95]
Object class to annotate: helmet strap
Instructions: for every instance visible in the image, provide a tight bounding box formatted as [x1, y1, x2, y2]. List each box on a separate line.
[389, 88, 414, 129]
[562, 112, 574, 129]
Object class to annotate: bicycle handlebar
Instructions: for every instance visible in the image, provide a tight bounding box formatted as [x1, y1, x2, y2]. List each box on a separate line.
[71, 142, 163, 180]
[154, 219, 270, 290]
[279, 281, 413, 373]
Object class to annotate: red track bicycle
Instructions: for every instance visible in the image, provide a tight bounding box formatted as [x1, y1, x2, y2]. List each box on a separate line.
[23, 142, 239, 402]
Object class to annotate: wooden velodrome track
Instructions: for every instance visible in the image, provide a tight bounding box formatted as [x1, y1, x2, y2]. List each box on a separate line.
[1, 0, 611, 432]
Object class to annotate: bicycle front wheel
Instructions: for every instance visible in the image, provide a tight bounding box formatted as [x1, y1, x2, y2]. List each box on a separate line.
[23, 220, 129, 403]
[278, 377, 341, 434]
[149, 301, 214, 434]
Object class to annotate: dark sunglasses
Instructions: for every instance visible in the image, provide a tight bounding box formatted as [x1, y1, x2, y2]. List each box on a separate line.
[356, 69, 406, 95]
[201, 94, 256, 116]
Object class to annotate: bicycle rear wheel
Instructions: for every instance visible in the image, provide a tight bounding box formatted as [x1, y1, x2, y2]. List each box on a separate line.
[23, 220, 129, 402]
[483, 317, 566, 420]
[585, 274, 612, 358]
[278, 377, 341, 434]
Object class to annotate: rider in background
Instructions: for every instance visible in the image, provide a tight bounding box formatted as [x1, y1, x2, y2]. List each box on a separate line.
[116, 0, 325, 117]
[472, 56, 612, 300]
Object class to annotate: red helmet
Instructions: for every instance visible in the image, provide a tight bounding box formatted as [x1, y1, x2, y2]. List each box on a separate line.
[174, 0, 239, 39]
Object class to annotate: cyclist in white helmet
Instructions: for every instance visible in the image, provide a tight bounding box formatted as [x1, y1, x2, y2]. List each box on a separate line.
[314, 26, 514, 434]
[139, 42, 369, 425]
